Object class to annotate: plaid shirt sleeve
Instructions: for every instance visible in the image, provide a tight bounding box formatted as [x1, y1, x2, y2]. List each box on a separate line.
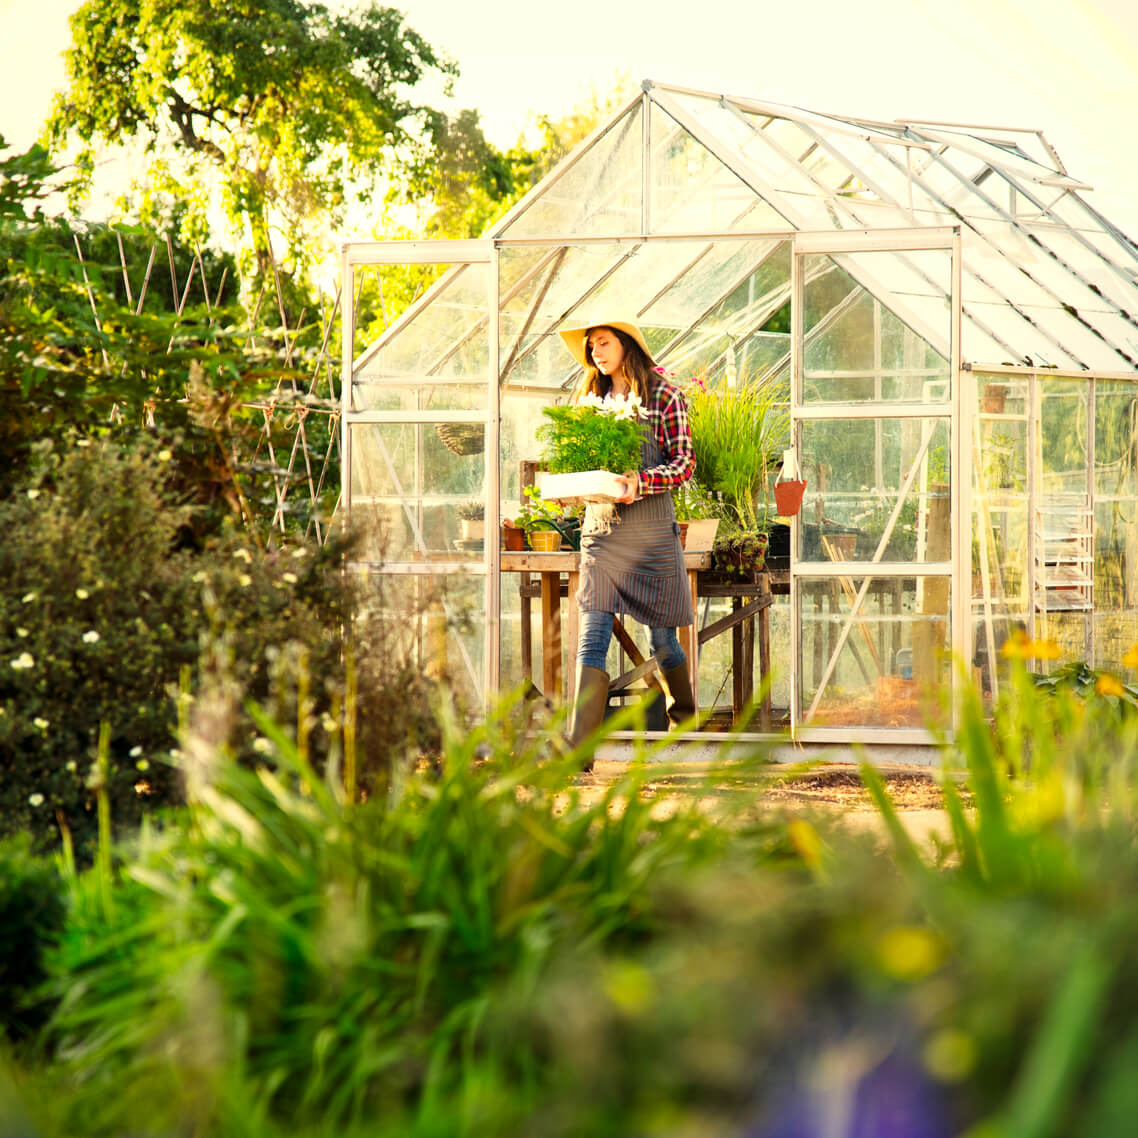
[637, 382, 696, 495]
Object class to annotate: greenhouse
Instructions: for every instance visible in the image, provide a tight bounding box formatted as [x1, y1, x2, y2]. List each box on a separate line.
[340, 79, 1138, 744]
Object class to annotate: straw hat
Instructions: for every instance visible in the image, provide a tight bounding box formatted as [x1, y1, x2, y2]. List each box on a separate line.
[558, 317, 652, 368]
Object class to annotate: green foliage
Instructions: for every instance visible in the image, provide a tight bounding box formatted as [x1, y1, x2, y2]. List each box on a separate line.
[0, 835, 66, 1043]
[47, 0, 456, 277]
[0, 437, 354, 857]
[10, 664, 1138, 1134]
[686, 378, 789, 530]
[537, 402, 644, 475]
[37, 697, 735, 1135]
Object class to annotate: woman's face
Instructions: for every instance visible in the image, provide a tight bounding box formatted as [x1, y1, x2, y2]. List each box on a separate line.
[587, 327, 625, 376]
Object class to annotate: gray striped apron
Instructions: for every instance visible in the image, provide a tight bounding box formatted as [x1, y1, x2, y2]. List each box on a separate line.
[576, 423, 694, 628]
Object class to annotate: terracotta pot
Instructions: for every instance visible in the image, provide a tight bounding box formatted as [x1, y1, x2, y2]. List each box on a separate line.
[773, 478, 806, 517]
[502, 523, 525, 551]
[677, 522, 690, 548]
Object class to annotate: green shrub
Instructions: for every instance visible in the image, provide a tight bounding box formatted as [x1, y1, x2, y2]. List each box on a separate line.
[0, 837, 65, 1044]
[38, 696, 738, 1136]
[0, 436, 362, 857]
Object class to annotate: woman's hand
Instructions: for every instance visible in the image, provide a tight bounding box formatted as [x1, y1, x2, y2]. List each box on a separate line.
[614, 472, 640, 504]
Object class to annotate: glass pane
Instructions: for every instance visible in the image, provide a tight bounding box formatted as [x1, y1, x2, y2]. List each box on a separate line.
[349, 423, 485, 562]
[350, 570, 485, 705]
[803, 254, 950, 404]
[649, 100, 787, 233]
[498, 102, 642, 238]
[800, 576, 951, 729]
[798, 418, 951, 564]
[353, 262, 489, 411]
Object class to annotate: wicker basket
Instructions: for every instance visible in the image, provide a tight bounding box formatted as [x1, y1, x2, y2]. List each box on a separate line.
[435, 423, 485, 456]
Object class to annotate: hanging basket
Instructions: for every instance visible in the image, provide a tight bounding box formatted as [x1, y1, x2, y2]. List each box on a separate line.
[774, 478, 806, 516]
[435, 423, 485, 456]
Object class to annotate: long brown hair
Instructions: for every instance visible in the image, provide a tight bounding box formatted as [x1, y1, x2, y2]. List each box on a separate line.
[571, 327, 661, 405]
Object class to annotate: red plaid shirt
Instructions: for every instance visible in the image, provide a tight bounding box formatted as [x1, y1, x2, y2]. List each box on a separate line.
[637, 379, 695, 495]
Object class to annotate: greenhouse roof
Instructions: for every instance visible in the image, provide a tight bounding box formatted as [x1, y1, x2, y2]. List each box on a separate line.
[358, 79, 1138, 390]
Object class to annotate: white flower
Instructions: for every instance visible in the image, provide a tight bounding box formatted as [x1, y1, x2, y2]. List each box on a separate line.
[33, 717, 49, 730]
[233, 548, 252, 563]
[26, 489, 40, 500]
[282, 572, 298, 584]
[75, 588, 90, 599]
[238, 573, 253, 587]
[82, 630, 100, 644]
[28, 793, 44, 807]
[253, 737, 273, 755]
[10, 653, 34, 670]
[130, 745, 142, 757]
[66, 760, 77, 772]
[75, 439, 91, 448]
[21, 592, 37, 604]
[16, 628, 28, 638]
[579, 391, 605, 410]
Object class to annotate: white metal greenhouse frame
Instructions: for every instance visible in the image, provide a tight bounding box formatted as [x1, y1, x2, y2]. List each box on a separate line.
[340, 81, 1138, 746]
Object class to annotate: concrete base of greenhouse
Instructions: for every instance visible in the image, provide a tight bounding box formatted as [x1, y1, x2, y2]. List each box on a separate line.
[593, 735, 942, 768]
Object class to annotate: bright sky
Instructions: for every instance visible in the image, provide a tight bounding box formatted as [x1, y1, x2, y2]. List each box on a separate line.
[3, 0, 1138, 241]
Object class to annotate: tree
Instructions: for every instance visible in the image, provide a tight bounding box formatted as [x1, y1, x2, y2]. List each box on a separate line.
[46, 0, 456, 282]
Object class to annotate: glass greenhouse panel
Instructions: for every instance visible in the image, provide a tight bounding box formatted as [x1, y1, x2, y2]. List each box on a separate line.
[348, 570, 484, 700]
[799, 576, 951, 729]
[353, 263, 490, 412]
[1038, 377, 1090, 496]
[498, 102, 642, 238]
[1093, 380, 1138, 671]
[349, 423, 485, 563]
[798, 417, 950, 564]
[648, 100, 787, 233]
[802, 253, 950, 404]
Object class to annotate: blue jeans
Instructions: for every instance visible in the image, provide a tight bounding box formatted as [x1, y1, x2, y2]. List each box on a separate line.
[578, 609, 686, 673]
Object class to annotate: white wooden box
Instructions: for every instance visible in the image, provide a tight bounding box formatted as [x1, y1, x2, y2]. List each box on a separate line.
[536, 469, 624, 504]
[683, 518, 720, 551]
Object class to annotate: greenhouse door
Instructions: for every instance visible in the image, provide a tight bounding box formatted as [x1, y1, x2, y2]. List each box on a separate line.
[341, 239, 501, 710]
[789, 228, 963, 740]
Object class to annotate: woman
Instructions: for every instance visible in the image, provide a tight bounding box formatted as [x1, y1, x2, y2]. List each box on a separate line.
[556, 317, 697, 754]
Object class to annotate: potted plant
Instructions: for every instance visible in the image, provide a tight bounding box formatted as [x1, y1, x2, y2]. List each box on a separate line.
[535, 393, 645, 503]
[456, 499, 485, 542]
[685, 375, 788, 567]
[671, 481, 722, 551]
[515, 486, 581, 552]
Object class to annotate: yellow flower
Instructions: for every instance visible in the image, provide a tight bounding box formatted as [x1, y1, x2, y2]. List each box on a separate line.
[1122, 643, 1138, 669]
[238, 573, 253, 587]
[75, 587, 90, 600]
[1000, 630, 1061, 660]
[1096, 673, 1126, 698]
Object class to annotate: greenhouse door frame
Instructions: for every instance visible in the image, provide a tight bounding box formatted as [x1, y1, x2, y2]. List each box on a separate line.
[341, 238, 502, 710]
[789, 226, 965, 743]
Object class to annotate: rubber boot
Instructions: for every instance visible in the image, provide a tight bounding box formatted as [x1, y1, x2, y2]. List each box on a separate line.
[660, 663, 696, 731]
[568, 665, 610, 772]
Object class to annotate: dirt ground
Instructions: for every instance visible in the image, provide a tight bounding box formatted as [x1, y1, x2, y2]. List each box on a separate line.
[578, 760, 965, 846]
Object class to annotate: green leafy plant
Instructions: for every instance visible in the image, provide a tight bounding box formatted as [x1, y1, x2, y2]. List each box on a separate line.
[536, 394, 645, 475]
[0, 835, 66, 1042]
[514, 485, 580, 545]
[456, 499, 485, 521]
[686, 378, 789, 530]
[711, 531, 769, 577]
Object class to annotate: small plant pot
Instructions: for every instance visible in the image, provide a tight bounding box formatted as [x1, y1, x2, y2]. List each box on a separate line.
[528, 530, 562, 552]
[677, 522, 689, 548]
[502, 523, 525, 551]
[773, 478, 806, 517]
[460, 519, 485, 542]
